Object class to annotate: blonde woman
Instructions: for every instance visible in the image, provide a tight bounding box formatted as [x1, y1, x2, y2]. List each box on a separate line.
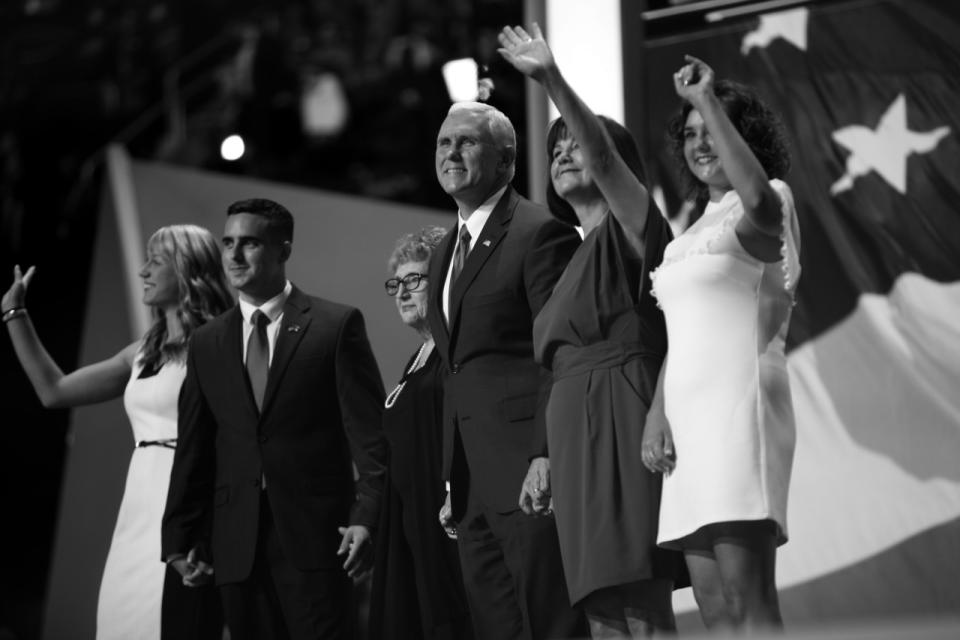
[3, 224, 233, 640]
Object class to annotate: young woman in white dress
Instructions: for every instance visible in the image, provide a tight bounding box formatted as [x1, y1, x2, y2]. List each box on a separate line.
[2, 224, 233, 640]
[642, 56, 800, 632]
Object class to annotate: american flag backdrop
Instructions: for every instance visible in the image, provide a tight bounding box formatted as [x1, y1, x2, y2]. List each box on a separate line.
[636, 0, 960, 625]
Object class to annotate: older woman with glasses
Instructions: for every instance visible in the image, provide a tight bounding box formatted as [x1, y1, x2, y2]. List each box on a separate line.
[368, 226, 473, 640]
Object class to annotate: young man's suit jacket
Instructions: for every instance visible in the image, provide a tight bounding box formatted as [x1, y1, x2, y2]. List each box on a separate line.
[427, 186, 580, 518]
[161, 286, 387, 584]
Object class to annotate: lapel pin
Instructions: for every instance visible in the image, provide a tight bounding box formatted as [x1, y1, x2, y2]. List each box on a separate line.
[482, 239, 491, 247]
[287, 324, 301, 333]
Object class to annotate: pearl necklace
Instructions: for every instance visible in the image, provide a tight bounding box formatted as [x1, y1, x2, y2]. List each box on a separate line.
[384, 341, 430, 409]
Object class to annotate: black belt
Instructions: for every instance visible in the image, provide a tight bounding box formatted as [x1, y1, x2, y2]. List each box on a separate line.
[136, 438, 177, 450]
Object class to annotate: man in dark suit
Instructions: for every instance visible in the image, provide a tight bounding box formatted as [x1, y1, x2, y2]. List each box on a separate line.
[428, 102, 586, 639]
[161, 198, 387, 640]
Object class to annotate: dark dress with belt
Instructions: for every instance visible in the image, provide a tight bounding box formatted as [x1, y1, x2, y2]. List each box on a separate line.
[532, 209, 686, 605]
[368, 347, 472, 640]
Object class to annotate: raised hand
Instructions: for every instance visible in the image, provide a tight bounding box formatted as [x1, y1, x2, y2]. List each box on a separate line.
[2, 265, 36, 312]
[497, 23, 554, 81]
[673, 54, 715, 101]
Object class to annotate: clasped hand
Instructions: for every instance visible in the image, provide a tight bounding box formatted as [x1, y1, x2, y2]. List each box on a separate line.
[438, 490, 457, 540]
[519, 456, 553, 516]
[641, 415, 677, 475]
[170, 547, 214, 587]
[337, 524, 373, 580]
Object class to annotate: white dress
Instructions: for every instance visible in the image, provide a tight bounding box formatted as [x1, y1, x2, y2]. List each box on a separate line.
[650, 179, 801, 548]
[96, 352, 185, 640]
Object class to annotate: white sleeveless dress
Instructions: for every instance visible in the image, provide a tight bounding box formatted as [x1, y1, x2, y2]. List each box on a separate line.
[96, 352, 185, 640]
[650, 179, 801, 548]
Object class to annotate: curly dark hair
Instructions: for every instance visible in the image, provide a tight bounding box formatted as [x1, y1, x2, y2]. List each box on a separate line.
[667, 79, 791, 204]
[545, 115, 650, 226]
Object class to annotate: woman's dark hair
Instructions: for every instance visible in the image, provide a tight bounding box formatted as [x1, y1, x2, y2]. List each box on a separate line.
[667, 79, 791, 204]
[545, 115, 650, 226]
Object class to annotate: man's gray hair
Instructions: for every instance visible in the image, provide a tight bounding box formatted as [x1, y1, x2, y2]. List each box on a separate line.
[447, 102, 517, 182]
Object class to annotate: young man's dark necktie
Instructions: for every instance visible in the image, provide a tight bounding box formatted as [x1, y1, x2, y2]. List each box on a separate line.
[246, 310, 270, 412]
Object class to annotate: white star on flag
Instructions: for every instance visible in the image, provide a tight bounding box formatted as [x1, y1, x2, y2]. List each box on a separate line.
[830, 93, 950, 196]
[741, 8, 809, 54]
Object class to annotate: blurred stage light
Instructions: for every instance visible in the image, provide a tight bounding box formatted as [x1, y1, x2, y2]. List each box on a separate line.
[442, 58, 479, 102]
[301, 72, 349, 137]
[220, 134, 245, 161]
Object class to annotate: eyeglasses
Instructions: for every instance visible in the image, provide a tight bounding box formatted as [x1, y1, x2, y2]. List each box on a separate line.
[384, 272, 428, 296]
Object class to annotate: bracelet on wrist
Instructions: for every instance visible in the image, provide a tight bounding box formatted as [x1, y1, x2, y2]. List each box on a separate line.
[2, 307, 27, 323]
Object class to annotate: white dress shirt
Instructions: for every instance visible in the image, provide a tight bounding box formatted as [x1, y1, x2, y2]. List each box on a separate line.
[239, 280, 293, 365]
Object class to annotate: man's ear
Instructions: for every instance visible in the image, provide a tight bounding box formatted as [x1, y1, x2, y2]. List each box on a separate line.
[279, 240, 292, 263]
[500, 145, 517, 170]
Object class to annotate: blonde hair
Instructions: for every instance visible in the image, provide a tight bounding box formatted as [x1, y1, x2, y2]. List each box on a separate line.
[140, 224, 234, 371]
[387, 225, 446, 274]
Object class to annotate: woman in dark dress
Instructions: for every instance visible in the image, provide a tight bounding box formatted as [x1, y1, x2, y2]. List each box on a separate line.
[498, 24, 685, 638]
[368, 226, 472, 640]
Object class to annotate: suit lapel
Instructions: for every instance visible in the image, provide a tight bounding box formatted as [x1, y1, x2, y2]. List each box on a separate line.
[260, 287, 312, 418]
[221, 306, 260, 420]
[447, 188, 514, 334]
[430, 222, 457, 356]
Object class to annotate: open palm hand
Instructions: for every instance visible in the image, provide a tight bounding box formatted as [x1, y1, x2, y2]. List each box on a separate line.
[497, 23, 554, 80]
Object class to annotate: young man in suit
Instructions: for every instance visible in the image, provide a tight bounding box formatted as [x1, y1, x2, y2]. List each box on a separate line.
[161, 198, 387, 640]
[428, 102, 586, 639]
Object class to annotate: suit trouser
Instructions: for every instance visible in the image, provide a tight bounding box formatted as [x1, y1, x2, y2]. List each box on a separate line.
[219, 494, 353, 640]
[456, 483, 587, 640]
